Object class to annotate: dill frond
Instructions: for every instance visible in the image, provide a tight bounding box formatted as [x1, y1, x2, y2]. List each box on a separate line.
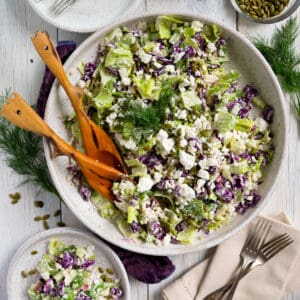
[251, 17, 300, 118]
[0, 89, 60, 199]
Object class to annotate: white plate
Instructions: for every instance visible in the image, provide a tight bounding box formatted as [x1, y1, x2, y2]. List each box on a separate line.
[26, 0, 140, 32]
[7, 227, 130, 300]
[44, 13, 288, 256]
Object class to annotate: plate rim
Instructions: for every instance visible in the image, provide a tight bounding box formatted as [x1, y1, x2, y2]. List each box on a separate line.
[44, 11, 288, 256]
[6, 227, 131, 300]
[26, 0, 140, 33]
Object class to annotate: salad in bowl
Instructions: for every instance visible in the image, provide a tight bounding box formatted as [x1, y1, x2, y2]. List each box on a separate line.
[64, 16, 275, 246]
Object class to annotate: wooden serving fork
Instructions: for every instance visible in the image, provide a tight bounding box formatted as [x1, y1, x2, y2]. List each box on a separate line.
[31, 31, 127, 174]
[0, 92, 124, 200]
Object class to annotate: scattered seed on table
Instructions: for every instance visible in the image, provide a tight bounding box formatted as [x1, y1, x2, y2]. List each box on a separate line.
[28, 269, 37, 275]
[31, 250, 38, 255]
[9, 192, 21, 204]
[43, 220, 49, 230]
[54, 209, 61, 217]
[56, 221, 66, 227]
[9, 192, 21, 200]
[21, 271, 27, 278]
[34, 200, 44, 208]
[34, 216, 42, 222]
[98, 267, 104, 273]
[42, 214, 50, 220]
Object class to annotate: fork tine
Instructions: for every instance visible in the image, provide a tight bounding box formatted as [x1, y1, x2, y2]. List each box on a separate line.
[247, 220, 267, 251]
[251, 221, 267, 251]
[261, 233, 289, 253]
[50, 0, 73, 16]
[264, 236, 293, 258]
[242, 220, 262, 250]
[49, 0, 65, 13]
[264, 238, 293, 260]
[256, 223, 271, 250]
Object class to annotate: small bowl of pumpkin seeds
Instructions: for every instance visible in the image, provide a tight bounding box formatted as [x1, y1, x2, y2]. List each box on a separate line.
[231, 0, 300, 24]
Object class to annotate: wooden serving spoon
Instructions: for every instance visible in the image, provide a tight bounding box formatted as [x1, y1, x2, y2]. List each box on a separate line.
[31, 31, 127, 174]
[0, 92, 124, 200]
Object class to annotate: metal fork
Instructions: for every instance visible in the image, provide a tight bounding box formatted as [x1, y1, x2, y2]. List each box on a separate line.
[204, 220, 271, 300]
[49, 0, 76, 17]
[205, 232, 294, 300]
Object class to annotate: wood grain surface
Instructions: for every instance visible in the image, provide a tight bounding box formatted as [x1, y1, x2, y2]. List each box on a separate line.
[0, 1, 299, 299]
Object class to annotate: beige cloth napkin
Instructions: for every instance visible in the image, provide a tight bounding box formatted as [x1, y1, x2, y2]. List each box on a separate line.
[162, 213, 300, 300]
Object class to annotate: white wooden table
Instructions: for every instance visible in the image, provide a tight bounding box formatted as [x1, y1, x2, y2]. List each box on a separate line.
[0, 1, 300, 299]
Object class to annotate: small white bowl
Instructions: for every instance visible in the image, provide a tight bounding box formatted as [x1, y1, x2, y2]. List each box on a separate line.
[231, 0, 300, 24]
[7, 228, 130, 300]
[44, 12, 288, 256]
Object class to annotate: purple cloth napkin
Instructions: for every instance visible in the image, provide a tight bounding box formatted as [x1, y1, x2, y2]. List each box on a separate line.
[36, 41, 175, 284]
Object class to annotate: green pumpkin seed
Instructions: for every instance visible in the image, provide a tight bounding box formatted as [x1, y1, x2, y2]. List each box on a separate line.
[54, 209, 61, 217]
[43, 220, 49, 230]
[34, 200, 44, 208]
[42, 214, 50, 220]
[106, 268, 114, 275]
[56, 221, 66, 227]
[31, 250, 38, 255]
[28, 269, 37, 276]
[236, 0, 289, 19]
[21, 271, 27, 278]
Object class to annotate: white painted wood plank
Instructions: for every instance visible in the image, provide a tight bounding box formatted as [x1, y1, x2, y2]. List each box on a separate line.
[0, 0, 58, 298]
[1, 1, 299, 299]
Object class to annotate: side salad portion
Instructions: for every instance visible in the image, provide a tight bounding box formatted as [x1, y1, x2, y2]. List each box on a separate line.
[28, 239, 123, 300]
[67, 16, 274, 246]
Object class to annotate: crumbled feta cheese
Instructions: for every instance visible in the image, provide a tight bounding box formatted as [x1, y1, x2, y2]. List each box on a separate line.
[231, 103, 241, 115]
[179, 150, 195, 170]
[175, 109, 188, 120]
[122, 77, 131, 86]
[255, 117, 269, 132]
[137, 48, 152, 64]
[153, 61, 163, 68]
[119, 67, 127, 79]
[203, 74, 219, 84]
[207, 157, 218, 166]
[115, 134, 137, 150]
[138, 176, 155, 193]
[173, 52, 185, 63]
[191, 20, 203, 32]
[179, 139, 188, 148]
[157, 129, 175, 154]
[198, 169, 210, 180]
[165, 64, 176, 73]
[153, 172, 163, 183]
[179, 184, 196, 200]
[207, 42, 217, 52]
[106, 112, 117, 127]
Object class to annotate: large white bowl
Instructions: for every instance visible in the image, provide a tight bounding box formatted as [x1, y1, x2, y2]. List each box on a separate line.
[44, 13, 288, 256]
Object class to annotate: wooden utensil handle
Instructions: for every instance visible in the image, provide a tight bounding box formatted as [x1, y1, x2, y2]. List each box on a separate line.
[0, 93, 123, 181]
[0, 92, 54, 138]
[31, 31, 82, 111]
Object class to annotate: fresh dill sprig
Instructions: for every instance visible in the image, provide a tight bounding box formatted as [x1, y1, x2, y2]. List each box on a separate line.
[121, 80, 176, 141]
[251, 17, 300, 118]
[0, 89, 60, 199]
